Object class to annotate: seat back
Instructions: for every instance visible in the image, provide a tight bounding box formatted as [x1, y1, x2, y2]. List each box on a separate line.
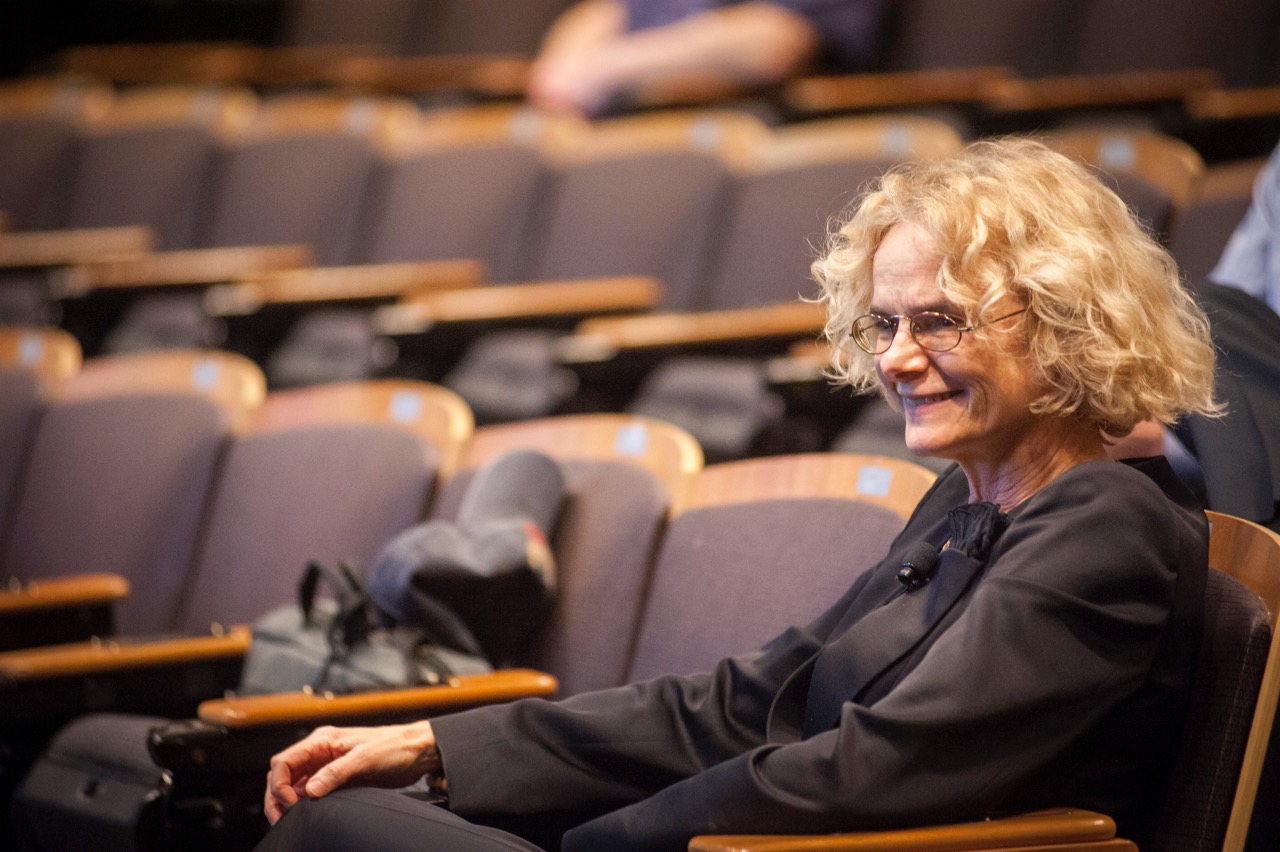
[278, 0, 417, 50]
[0, 75, 112, 229]
[0, 325, 83, 387]
[55, 85, 257, 250]
[1152, 511, 1280, 851]
[0, 349, 266, 633]
[399, 0, 571, 56]
[513, 108, 768, 300]
[352, 104, 566, 272]
[0, 327, 83, 549]
[880, 0, 1077, 77]
[1168, 157, 1265, 282]
[625, 453, 937, 682]
[1067, 0, 1275, 87]
[194, 94, 417, 264]
[431, 414, 703, 695]
[173, 379, 473, 633]
[49, 347, 267, 415]
[1042, 129, 1206, 243]
[697, 115, 964, 312]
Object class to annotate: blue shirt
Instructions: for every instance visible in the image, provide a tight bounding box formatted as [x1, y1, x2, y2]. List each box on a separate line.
[624, 0, 887, 72]
[1210, 142, 1280, 314]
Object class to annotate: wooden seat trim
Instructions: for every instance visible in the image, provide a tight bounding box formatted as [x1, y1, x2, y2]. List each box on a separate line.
[0, 625, 251, 681]
[197, 669, 558, 728]
[0, 573, 130, 615]
[0, 226, 154, 269]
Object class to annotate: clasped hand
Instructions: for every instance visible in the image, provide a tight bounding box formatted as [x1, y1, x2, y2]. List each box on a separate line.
[264, 720, 441, 824]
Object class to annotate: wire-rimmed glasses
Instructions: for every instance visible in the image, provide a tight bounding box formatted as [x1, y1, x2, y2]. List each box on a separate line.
[850, 308, 1027, 355]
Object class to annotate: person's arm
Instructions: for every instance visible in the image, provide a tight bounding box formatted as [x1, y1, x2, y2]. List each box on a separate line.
[429, 468, 969, 815]
[526, 0, 627, 114]
[260, 466, 968, 823]
[263, 720, 441, 824]
[527, 1, 821, 115]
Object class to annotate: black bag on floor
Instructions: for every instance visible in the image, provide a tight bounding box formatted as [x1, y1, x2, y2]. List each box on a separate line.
[10, 713, 168, 852]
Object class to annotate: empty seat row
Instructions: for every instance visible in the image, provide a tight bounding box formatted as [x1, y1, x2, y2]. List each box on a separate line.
[2, 85, 1246, 430]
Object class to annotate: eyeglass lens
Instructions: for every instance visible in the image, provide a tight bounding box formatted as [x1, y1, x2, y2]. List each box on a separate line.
[852, 312, 963, 354]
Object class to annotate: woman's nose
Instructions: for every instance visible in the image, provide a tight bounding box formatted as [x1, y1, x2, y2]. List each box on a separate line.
[877, 323, 928, 377]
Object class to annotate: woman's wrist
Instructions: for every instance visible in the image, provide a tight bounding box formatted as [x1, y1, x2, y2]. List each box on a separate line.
[403, 720, 441, 776]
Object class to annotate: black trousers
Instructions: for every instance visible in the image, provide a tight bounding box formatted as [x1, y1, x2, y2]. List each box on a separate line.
[254, 789, 547, 852]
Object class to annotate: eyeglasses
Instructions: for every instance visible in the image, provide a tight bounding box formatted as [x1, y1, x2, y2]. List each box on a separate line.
[850, 308, 1027, 355]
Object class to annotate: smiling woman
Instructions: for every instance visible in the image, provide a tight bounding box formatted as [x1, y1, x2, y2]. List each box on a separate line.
[814, 135, 1221, 507]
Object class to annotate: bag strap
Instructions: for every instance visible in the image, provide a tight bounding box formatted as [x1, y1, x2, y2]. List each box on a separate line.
[299, 560, 362, 622]
[300, 560, 379, 649]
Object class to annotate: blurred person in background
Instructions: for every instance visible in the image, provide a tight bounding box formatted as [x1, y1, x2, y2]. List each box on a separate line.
[527, 0, 886, 116]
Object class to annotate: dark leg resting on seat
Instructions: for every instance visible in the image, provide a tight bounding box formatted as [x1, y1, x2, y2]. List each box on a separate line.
[253, 788, 545, 852]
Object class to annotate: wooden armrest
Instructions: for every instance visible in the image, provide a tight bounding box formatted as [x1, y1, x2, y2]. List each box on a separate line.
[198, 668, 558, 728]
[1186, 85, 1280, 121]
[784, 67, 1012, 115]
[0, 625, 250, 681]
[58, 41, 257, 86]
[0, 226, 154, 269]
[329, 54, 531, 98]
[557, 302, 825, 360]
[0, 573, 130, 615]
[245, 44, 390, 87]
[374, 276, 661, 334]
[983, 69, 1220, 113]
[689, 808, 1128, 852]
[204, 259, 484, 315]
[52, 244, 314, 297]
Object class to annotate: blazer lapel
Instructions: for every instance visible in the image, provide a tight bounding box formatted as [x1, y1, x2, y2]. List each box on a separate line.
[799, 547, 988, 737]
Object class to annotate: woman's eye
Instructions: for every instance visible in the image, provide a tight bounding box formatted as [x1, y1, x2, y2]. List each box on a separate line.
[921, 314, 959, 332]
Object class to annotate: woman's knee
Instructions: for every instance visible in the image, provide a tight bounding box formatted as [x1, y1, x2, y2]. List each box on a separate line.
[256, 789, 543, 852]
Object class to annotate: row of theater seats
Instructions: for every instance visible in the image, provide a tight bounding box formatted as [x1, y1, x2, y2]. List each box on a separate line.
[2, 328, 1280, 852]
[0, 77, 1264, 462]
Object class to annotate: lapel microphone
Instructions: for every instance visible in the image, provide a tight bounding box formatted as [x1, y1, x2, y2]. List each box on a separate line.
[897, 541, 941, 590]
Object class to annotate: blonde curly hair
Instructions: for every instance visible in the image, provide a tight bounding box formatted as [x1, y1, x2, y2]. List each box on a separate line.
[812, 136, 1220, 436]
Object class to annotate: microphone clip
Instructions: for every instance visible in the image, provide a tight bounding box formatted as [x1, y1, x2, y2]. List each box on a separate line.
[896, 541, 940, 591]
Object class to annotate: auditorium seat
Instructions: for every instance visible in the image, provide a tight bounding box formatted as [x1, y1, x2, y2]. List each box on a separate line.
[0, 74, 112, 231]
[625, 452, 937, 681]
[0, 75, 120, 326]
[0, 326, 82, 588]
[433, 413, 703, 696]
[0, 348, 265, 635]
[1168, 155, 1266, 282]
[1066, 0, 1275, 88]
[172, 378, 473, 635]
[0, 377, 471, 846]
[691, 510, 1280, 852]
[1040, 127, 1206, 242]
[51, 84, 258, 250]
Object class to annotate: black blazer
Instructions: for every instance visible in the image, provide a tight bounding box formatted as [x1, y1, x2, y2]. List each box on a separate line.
[432, 457, 1207, 852]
